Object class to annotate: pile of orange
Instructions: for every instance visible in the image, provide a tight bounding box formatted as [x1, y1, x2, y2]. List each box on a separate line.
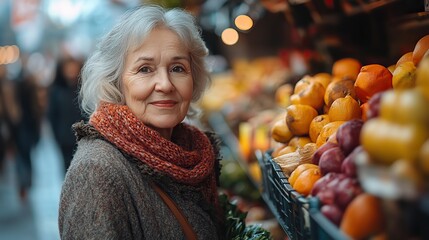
[354, 64, 393, 103]
[332, 57, 362, 80]
[288, 163, 321, 196]
[309, 114, 330, 142]
[324, 78, 356, 107]
[328, 95, 361, 121]
[285, 104, 318, 136]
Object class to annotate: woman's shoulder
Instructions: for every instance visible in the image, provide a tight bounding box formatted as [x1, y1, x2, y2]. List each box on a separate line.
[72, 136, 125, 170]
[67, 121, 127, 173]
[64, 137, 135, 195]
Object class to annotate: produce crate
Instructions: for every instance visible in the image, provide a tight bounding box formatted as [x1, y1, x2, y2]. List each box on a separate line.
[308, 198, 350, 240]
[257, 151, 311, 240]
[258, 151, 351, 240]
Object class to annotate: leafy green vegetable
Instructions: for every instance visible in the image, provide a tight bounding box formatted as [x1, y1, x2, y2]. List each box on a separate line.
[219, 194, 272, 240]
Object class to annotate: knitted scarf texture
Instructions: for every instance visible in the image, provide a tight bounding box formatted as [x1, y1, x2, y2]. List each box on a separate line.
[89, 102, 218, 206]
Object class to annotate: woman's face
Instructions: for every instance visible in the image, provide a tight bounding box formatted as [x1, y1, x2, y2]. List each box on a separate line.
[121, 27, 193, 138]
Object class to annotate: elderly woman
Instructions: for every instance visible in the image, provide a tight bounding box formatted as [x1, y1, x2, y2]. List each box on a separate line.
[58, 5, 223, 240]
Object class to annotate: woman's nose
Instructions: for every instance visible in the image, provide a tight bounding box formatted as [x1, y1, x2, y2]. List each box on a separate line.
[154, 69, 175, 92]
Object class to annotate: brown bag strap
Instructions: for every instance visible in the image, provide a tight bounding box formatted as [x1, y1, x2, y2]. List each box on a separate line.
[150, 182, 198, 240]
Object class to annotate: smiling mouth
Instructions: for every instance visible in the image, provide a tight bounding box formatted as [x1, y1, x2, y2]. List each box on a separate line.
[151, 100, 178, 108]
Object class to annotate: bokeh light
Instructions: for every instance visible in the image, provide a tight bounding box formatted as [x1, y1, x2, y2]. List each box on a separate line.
[221, 28, 239, 45]
[235, 15, 253, 31]
[0, 45, 20, 65]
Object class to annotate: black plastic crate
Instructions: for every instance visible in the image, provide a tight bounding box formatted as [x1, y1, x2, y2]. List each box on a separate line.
[290, 190, 311, 239]
[258, 151, 312, 240]
[257, 150, 289, 234]
[308, 198, 350, 240]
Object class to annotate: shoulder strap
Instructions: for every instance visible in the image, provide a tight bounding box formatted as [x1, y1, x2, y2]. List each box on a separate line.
[150, 182, 198, 240]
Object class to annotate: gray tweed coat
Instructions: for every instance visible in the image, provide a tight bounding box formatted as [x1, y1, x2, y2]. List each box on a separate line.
[58, 123, 222, 240]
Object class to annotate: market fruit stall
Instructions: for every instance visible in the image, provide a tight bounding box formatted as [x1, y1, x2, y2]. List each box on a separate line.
[205, 34, 429, 240]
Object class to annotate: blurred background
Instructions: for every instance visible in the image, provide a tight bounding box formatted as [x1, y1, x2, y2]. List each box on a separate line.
[1, 0, 428, 239]
[1, 1, 138, 239]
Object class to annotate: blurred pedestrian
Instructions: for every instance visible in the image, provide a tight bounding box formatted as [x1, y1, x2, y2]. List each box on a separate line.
[47, 57, 85, 173]
[14, 69, 47, 201]
[0, 65, 20, 171]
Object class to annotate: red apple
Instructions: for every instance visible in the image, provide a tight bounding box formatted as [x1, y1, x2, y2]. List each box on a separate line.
[319, 147, 345, 175]
[312, 172, 347, 198]
[321, 204, 344, 226]
[336, 119, 364, 155]
[317, 188, 336, 206]
[312, 142, 339, 165]
[341, 145, 363, 177]
[335, 177, 363, 210]
[311, 172, 338, 196]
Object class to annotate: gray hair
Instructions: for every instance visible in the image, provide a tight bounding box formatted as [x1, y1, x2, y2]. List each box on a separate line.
[79, 4, 210, 118]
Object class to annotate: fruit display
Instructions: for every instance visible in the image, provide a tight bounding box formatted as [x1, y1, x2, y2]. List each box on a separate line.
[202, 32, 429, 239]
[260, 34, 429, 239]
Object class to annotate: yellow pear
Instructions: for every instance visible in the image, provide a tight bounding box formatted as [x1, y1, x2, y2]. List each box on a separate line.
[361, 118, 429, 165]
[392, 61, 416, 89]
[379, 89, 429, 125]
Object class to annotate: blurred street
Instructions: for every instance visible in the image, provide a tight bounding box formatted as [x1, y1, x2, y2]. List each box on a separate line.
[0, 120, 64, 240]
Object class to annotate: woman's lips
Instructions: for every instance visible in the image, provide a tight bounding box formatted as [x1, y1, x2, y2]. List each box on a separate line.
[151, 100, 177, 107]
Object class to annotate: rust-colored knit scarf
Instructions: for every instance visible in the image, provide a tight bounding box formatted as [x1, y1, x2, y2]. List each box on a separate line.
[90, 102, 218, 205]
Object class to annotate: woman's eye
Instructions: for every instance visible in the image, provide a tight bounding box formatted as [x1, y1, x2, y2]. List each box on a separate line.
[171, 66, 185, 73]
[138, 66, 151, 73]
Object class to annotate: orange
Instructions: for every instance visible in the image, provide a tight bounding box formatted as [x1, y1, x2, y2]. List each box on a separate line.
[354, 64, 393, 103]
[288, 163, 319, 186]
[340, 193, 385, 239]
[290, 80, 325, 110]
[294, 75, 313, 94]
[313, 72, 332, 89]
[332, 58, 362, 80]
[285, 104, 318, 136]
[271, 117, 293, 143]
[288, 136, 312, 148]
[292, 166, 322, 196]
[276, 145, 297, 157]
[309, 114, 330, 142]
[328, 95, 362, 121]
[412, 34, 429, 65]
[396, 51, 413, 67]
[324, 78, 357, 107]
[316, 121, 345, 147]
